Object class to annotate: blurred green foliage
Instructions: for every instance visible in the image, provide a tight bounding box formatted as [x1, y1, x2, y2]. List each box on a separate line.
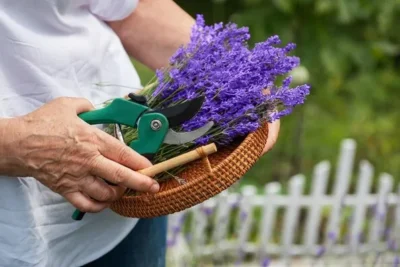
[133, 0, 400, 191]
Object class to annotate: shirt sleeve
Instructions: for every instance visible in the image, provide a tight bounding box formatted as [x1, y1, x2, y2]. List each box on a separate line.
[87, 0, 138, 21]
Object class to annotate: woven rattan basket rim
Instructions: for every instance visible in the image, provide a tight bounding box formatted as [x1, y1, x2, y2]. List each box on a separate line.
[110, 122, 268, 217]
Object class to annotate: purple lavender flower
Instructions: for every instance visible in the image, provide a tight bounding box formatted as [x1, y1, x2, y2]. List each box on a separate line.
[383, 227, 391, 239]
[172, 225, 181, 235]
[316, 246, 326, 258]
[231, 202, 240, 209]
[327, 231, 337, 242]
[388, 239, 398, 251]
[235, 247, 245, 266]
[149, 14, 310, 146]
[202, 207, 214, 216]
[240, 211, 248, 221]
[394, 256, 400, 267]
[261, 257, 270, 267]
[232, 195, 243, 209]
[374, 207, 386, 221]
[167, 238, 176, 247]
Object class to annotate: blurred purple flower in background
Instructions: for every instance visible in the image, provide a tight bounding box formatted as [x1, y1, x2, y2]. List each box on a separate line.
[383, 227, 391, 239]
[260, 257, 270, 267]
[231, 194, 243, 209]
[393, 256, 400, 267]
[235, 247, 245, 266]
[388, 239, 398, 251]
[202, 206, 214, 216]
[240, 211, 248, 221]
[328, 231, 337, 242]
[316, 246, 326, 258]
[167, 239, 176, 248]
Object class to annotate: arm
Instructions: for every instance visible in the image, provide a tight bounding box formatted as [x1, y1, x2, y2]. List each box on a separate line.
[107, 0, 194, 70]
[0, 117, 27, 176]
[0, 118, 13, 175]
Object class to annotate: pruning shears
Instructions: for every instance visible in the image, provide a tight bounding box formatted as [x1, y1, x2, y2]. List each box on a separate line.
[71, 93, 213, 220]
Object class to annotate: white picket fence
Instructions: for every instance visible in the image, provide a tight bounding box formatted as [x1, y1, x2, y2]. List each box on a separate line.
[166, 139, 400, 266]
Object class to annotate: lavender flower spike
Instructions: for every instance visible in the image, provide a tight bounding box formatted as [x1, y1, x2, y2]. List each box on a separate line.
[149, 14, 310, 146]
[261, 257, 270, 267]
[316, 246, 326, 258]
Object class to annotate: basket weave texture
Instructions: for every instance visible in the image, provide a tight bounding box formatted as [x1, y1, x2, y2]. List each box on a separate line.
[110, 123, 269, 218]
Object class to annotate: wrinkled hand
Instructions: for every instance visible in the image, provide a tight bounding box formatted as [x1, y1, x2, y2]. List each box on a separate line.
[3, 97, 158, 213]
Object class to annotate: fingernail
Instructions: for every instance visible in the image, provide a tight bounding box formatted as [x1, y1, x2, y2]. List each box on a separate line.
[150, 182, 160, 193]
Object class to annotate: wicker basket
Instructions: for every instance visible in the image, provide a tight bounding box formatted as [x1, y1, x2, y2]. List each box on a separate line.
[110, 123, 269, 218]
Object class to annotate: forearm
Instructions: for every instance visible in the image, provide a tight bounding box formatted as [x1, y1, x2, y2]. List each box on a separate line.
[0, 118, 11, 160]
[108, 0, 194, 70]
[0, 118, 20, 176]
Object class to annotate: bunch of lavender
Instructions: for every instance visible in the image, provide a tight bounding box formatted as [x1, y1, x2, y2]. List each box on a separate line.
[120, 15, 310, 180]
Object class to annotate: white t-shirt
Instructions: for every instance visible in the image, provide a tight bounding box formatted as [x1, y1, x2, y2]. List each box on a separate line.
[0, 1, 143, 266]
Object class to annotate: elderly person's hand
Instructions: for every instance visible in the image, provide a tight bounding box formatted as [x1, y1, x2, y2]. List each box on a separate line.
[0, 97, 159, 213]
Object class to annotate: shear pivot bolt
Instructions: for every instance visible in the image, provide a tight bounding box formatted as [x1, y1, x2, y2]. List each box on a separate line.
[151, 120, 162, 131]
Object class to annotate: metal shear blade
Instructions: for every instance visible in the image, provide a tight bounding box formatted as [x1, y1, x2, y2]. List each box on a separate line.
[163, 121, 214, 145]
[114, 124, 125, 143]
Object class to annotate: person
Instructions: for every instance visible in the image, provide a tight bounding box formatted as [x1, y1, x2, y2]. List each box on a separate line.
[0, 0, 280, 266]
